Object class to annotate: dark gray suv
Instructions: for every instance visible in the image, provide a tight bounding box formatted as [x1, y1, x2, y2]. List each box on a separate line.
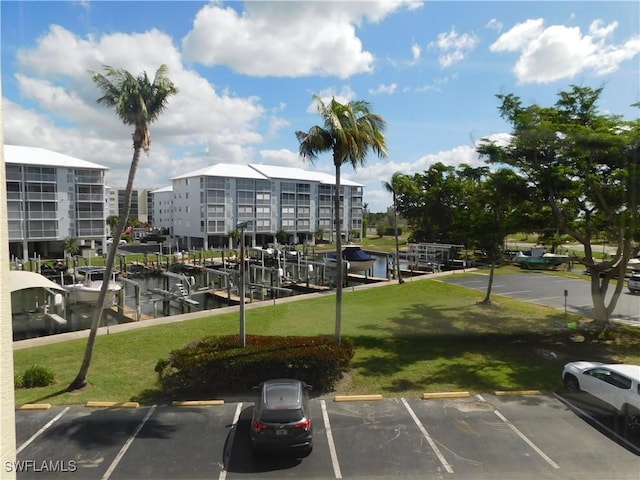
[250, 379, 313, 455]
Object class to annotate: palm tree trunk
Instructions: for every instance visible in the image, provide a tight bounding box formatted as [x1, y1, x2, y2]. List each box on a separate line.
[69, 146, 142, 390]
[334, 161, 343, 346]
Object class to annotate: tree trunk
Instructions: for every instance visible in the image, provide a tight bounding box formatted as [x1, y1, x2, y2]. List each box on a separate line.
[334, 160, 343, 346]
[480, 260, 495, 305]
[68, 146, 142, 390]
[393, 194, 403, 284]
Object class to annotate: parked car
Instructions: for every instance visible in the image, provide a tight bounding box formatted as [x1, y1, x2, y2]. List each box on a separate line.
[628, 272, 640, 294]
[105, 238, 127, 246]
[251, 379, 313, 455]
[562, 361, 640, 432]
[140, 233, 166, 243]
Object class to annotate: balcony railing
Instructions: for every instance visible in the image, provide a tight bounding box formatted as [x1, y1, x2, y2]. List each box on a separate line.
[77, 194, 104, 202]
[26, 193, 57, 201]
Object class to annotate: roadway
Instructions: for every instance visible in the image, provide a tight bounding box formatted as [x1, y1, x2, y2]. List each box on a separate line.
[440, 271, 640, 326]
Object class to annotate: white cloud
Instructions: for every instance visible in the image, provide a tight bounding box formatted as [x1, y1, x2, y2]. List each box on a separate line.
[490, 18, 640, 84]
[429, 27, 479, 68]
[182, 2, 419, 79]
[411, 43, 422, 62]
[7, 24, 269, 189]
[305, 86, 357, 113]
[486, 18, 503, 32]
[369, 83, 398, 95]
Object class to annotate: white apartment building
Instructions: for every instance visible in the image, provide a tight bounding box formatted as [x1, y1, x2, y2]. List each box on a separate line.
[5, 145, 108, 260]
[167, 163, 364, 250]
[105, 186, 153, 224]
[150, 185, 174, 233]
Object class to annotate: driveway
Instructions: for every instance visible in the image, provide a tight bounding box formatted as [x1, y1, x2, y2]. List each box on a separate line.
[440, 272, 640, 326]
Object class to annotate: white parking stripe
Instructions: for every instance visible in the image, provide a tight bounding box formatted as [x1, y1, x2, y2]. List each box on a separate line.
[102, 405, 156, 480]
[401, 398, 454, 474]
[477, 395, 559, 470]
[498, 290, 531, 295]
[321, 400, 342, 479]
[527, 296, 562, 302]
[219, 402, 243, 480]
[17, 406, 70, 454]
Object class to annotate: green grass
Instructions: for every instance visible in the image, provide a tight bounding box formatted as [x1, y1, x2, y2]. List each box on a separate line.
[13, 273, 640, 406]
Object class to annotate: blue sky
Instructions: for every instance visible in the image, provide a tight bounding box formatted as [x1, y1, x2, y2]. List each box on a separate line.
[2, 1, 639, 212]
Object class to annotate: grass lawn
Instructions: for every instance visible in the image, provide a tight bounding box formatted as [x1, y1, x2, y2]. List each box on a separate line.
[13, 272, 640, 406]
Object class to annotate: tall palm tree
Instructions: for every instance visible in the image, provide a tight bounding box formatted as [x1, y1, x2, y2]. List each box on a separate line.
[382, 172, 407, 284]
[69, 65, 177, 390]
[296, 96, 387, 345]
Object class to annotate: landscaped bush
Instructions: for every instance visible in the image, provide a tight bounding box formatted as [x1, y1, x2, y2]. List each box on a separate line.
[155, 335, 354, 398]
[18, 365, 55, 388]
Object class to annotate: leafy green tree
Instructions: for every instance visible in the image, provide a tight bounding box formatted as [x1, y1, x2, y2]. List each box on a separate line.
[106, 215, 119, 235]
[63, 236, 80, 257]
[296, 96, 387, 345]
[455, 166, 530, 304]
[69, 65, 177, 390]
[382, 172, 412, 284]
[478, 85, 640, 325]
[276, 229, 288, 244]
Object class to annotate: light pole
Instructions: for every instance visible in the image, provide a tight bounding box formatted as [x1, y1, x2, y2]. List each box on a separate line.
[237, 221, 248, 347]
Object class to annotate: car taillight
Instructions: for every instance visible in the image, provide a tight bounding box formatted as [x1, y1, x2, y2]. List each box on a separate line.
[252, 421, 268, 433]
[294, 419, 311, 431]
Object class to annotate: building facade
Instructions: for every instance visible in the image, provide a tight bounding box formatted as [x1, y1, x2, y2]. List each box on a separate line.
[5, 145, 108, 260]
[166, 163, 364, 250]
[106, 187, 153, 225]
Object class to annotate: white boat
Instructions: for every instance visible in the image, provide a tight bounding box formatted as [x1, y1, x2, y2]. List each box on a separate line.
[64, 268, 122, 305]
[326, 245, 376, 273]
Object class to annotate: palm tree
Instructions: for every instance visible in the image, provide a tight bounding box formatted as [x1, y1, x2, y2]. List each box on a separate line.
[296, 96, 387, 345]
[69, 65, 177, 390]
[382, 172, 407, 284]
[62, 236, 80, 258]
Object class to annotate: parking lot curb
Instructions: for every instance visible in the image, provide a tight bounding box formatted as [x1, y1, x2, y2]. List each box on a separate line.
[86, 401, 140, 408]
[334, 394, 383, 402]
[171, 400, 225, 406]
[17, 403, 52, 410]
[493, 390, 542, 396]
[421, 391, 470, 399]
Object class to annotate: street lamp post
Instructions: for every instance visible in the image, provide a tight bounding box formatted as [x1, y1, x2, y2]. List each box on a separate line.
[237, 221, 248, 347]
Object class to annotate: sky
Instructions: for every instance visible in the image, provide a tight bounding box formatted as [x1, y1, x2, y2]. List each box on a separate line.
[1, 1, 639, 213]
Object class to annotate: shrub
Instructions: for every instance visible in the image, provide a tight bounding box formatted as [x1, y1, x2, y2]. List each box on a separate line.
[20, 365, 55, 388]
[156, 335, 354, 398]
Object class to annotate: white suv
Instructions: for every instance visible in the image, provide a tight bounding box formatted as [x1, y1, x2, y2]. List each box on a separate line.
[628, 272, 640, 294]
[563, 361, 640, 432]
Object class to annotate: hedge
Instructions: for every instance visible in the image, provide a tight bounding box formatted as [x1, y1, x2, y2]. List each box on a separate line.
[155, 335, 354, 398]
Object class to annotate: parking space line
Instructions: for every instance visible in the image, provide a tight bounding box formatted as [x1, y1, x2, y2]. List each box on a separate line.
[401, 398, 454, 474]
[527, 296, 562, 302]
[321, 400, 342, 479]
[552, 393, 640, 455]
[219, 402, 243, 480]
[102, 405, 156, 480]
[17, 406, 70, 454]
[498, 290, 531, 295]
[477, 395, 559, 470]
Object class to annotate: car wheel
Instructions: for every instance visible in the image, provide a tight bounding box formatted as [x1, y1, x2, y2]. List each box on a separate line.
[623, 406, 640, 433]
[563, 374, 580, 392]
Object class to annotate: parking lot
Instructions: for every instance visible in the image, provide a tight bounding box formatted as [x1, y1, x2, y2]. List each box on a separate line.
[12, 393, 640, 479]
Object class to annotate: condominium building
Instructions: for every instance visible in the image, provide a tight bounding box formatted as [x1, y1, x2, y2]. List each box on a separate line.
[4, 145, 108, 260]
[167, 163, 364, 250]
[105, 186, 153, 225]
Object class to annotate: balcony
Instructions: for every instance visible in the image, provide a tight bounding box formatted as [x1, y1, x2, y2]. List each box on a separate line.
[77, 193, 104, 202]
[26, 192, 57, 201]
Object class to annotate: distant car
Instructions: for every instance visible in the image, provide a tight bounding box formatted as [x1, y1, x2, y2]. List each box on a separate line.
[140, 234, 165, 243]
[562, 361, 640, 432]
[251, 379, 313, 455]
[105, 238, 127, 246]
[628, 272, 640, 294]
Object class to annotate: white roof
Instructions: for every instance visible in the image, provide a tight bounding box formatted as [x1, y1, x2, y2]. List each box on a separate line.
[249, 164, 362, 187]
[151, 185, 173, 194]
[10, 271, 66, 293]
[172, 163, 268, 181]
[4, 145, 108, 170]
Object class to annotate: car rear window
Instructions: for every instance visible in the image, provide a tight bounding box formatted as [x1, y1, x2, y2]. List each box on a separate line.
[261, 408, 304, 423]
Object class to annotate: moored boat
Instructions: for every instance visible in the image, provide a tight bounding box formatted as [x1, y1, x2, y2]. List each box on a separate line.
[326, 245, 376, 273]
[64, 268, 122, 304]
